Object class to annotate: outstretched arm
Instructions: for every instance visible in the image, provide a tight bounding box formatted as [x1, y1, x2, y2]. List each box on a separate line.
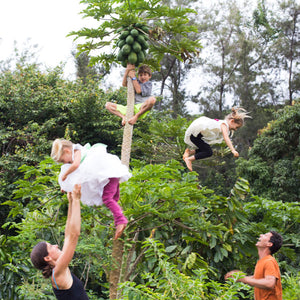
[221, 123, 239, 157]
[62, 150, 81, 181]
[55, 184, 82, 275]
[225, 270, 277, 290]
[240, 275, 277, 289]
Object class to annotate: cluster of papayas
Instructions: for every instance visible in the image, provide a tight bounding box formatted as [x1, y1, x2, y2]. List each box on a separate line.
[116, 23, 149, 67]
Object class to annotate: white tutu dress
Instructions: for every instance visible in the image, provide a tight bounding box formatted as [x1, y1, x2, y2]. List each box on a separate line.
[184, 117, 230, 148]
[58, 143, 131, 206]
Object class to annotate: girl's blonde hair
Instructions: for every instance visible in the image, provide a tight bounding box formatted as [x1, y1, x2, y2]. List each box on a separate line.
[225, 107, 251, 126]
[51, 138, 73, 162]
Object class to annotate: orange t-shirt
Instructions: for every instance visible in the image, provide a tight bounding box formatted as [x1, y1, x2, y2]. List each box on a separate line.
[253, 255, 282, 300]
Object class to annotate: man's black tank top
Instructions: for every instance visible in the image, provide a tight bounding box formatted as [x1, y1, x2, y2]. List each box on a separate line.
[52, 272, 89, 300]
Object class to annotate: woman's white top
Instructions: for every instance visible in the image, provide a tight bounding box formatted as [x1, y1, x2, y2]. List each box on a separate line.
[184, 117, 229, 148]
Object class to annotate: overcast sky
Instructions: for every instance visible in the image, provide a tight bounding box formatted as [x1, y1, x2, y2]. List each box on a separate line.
[0, 0, 97, 79]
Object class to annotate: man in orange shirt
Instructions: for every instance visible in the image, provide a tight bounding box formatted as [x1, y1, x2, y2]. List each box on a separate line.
[225, 231, 283, 300]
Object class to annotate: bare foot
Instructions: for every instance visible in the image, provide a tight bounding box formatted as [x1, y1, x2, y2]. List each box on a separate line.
[114, 223, 127, 239]
[128, 115, 138, 125]
[184, 157, 193, 171]
[122, 117, 127, 126]
[183, 149, 190, 159]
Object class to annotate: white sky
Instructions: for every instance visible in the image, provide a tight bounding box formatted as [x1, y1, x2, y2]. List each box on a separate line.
[0, 0, 96, 80]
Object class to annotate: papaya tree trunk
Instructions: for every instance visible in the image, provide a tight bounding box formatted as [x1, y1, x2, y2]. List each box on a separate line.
[109, 76, 135, 299]
[121, 77, 135, 167]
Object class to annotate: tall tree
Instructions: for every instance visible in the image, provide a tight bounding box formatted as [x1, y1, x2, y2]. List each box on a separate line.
[252, 0, 300, 105]
[271, 0, 300, 104]
[195, 0, 247, 113]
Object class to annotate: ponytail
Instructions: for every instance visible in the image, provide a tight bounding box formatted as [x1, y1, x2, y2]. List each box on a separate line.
[41, 264, 53, 279]
[226, 107, 251, 126]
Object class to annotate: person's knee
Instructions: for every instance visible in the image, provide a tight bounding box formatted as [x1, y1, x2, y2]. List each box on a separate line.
[150, 97, 156, 106]
[207, 148, 213, 157]
[146, 97, 156, 108]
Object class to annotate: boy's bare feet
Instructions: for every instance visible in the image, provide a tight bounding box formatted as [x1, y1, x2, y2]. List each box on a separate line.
[114, 223, 127, 239]
[128, 115, 138, 125]
[184, 157, 193, 171]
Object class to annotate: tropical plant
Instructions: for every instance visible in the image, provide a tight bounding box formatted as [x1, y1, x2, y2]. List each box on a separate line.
[237, 101, 300, 202]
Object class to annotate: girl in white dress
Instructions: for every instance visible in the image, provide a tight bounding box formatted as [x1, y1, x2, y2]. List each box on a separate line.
[183, 107, 251, 171]
[51, 139, 131, 239]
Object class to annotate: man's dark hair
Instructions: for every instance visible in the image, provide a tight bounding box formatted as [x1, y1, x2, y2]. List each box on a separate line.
[269, 231, 283, 255]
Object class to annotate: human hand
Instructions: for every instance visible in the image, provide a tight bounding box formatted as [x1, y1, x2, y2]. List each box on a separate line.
[67, 191, 73, 204]
[224, 270, 242, 280]
[72, 184, 81, 202]
[126, 63, 135, 71]
[128, 69, 136, 78]
[62, 173, 68, 181]
[232, 150, 239, 157]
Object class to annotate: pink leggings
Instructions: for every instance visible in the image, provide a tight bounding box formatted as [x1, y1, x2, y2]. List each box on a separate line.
[102, 178, 128, 227]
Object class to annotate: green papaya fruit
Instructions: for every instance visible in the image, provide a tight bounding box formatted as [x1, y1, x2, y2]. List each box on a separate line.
[141, 25, 149, 33]
[119, 30, 130, 40]
[132, 41, 142, 53]
[121, 60, 128, 68]
[117, 50, 125, 62]
[118, 39, 126, 48]
[141, 41, 149, 50]
[125, 35, 134, 45]
[136, 34, 145, 45]
[137, 51, 145, 63]
[121, 44, 131, 55]
[128, 52, 138, 64]
[130, 29, 139, 37]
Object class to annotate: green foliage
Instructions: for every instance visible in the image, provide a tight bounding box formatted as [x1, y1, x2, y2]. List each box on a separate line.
[282, 272, 300, 300]
[69, 0, 201, 69]
[237, 102, 300, 202]
[118, 238, 251, 300]
[131, 112, 187, 164]
[253, 0, 279, 39]
[0, 235, 32, 300]
[2, 154, 300, 298]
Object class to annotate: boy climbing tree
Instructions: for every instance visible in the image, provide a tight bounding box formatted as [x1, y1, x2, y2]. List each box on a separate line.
[105, 63, 156, 125]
